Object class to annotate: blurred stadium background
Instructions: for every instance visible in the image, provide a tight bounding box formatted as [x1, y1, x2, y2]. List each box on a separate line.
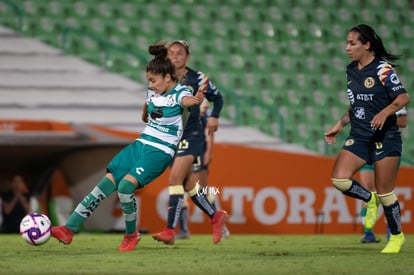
[1, 0, 413, 160]
[1, 0, 414, 234]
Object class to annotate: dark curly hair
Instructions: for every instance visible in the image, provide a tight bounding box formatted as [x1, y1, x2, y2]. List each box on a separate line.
[146, 43, 178, 81]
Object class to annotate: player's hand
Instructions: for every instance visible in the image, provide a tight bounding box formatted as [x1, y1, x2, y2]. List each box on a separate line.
[324, 123, 342, 145]
[194, 90, 205, 104]
[370, 112, 387, 131]
[206, 117, 219, 135]
[203, 151, 212, 165]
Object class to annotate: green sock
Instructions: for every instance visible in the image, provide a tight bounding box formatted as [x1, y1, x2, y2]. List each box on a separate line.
[66, 177, 116, 232]
[117, 179, 138, 235]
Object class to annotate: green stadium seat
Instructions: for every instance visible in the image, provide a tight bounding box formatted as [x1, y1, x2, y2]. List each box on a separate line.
[406, 58, 414, 73]
[9, 0, 414, 156]
[203, 53, 222, 71]
[364, 0, 386, 9]
[308, 7, 332, 24]
[217, 4, 236, 21]
[290, 6, 309, 24]
[118, 2, 137, 19]
[0, 1, 23, 30]
[336, 8, 359, 26]
[281, 107, 302, 126]
[400, 26, 414, 49]
[270, 73, 289, 91]
[295, 0, 319, 9]
[62, 33, 104, 65]
[228, 53, 247, 73]
[341, 0, 363, 9]
[318, 0, 338, 9]
[394, 0, 409, 9]
[106, 48, 146, 82]
[241, 5, 264, 23]
[377, 24, 398, 42]
[20, 0, 39, 16]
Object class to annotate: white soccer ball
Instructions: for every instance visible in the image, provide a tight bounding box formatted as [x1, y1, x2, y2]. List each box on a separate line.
[20, 213, 52, 245]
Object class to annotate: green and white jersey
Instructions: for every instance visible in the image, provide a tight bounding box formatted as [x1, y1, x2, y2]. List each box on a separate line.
[138, 83, 192, 157]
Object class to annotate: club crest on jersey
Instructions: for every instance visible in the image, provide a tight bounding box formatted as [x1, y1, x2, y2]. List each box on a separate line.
[364, 77, 375, 88]
[344, 139, 354, 146]
[375, 142, 383, 149]
[165, 95, 176, 106]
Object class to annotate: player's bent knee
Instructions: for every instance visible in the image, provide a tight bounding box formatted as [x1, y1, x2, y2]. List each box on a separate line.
[169, 185, 184, 195]
[378, 191, 397, 206]
[331, 178, 352, 192]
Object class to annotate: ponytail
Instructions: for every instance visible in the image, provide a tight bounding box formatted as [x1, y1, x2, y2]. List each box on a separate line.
[146, 43, 177, 81]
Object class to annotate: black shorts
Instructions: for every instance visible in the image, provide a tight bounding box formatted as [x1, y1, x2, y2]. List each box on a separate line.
[342, 133, 402, 165]
[175, 135, 205, 173]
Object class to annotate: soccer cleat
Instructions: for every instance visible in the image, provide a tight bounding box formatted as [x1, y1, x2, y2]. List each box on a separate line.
[211, 210, 228, 244]
[152, 228, 175, 245]
[365, 192, 378, 230]
[118, 231, 141, 252]
[52, 226, 74, 245]
[360, 232, 380, 243]
[381, 232, 405, 253]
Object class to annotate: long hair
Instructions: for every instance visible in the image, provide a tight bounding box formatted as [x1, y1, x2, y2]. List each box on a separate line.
[146, 43, 177, 81]
[349, 24, 400, 66]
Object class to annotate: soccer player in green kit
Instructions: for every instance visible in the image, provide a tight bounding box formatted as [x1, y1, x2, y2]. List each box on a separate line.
[51, 43, 205, 252]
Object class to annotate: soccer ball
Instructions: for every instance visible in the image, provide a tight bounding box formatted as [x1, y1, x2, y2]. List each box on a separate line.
[20, 213, 52, 245]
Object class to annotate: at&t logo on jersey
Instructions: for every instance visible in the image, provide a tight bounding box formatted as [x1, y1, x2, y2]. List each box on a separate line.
[356, 94, 374, 101]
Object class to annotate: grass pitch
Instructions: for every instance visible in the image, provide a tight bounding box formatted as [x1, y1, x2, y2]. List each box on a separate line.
[1, 233, 413, 274]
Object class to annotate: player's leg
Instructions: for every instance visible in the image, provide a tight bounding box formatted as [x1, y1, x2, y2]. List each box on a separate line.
[52, 142, 139, 244]
[176, 194, 190, 239]
[375, 156, 405, 253]
[331, 147, 379, 231]
[185, 177, 228, 244]
[331, 149, 371, 199]
[182, 142, 216, 219]
[358, 165, 380, 243]
[152, 154, 193, 245]
[51, 174, 117, 244]
[195, 167, 230, 240]
[121, 145, 172, 250]
[117, 175, 141, 252]
[175, 155, 206, 240]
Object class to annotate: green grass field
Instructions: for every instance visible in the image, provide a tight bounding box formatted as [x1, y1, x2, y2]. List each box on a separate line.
[1, 233, 413, 275]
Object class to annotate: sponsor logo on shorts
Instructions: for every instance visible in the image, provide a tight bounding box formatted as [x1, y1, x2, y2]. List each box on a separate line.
[344, 139, 354, 146]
